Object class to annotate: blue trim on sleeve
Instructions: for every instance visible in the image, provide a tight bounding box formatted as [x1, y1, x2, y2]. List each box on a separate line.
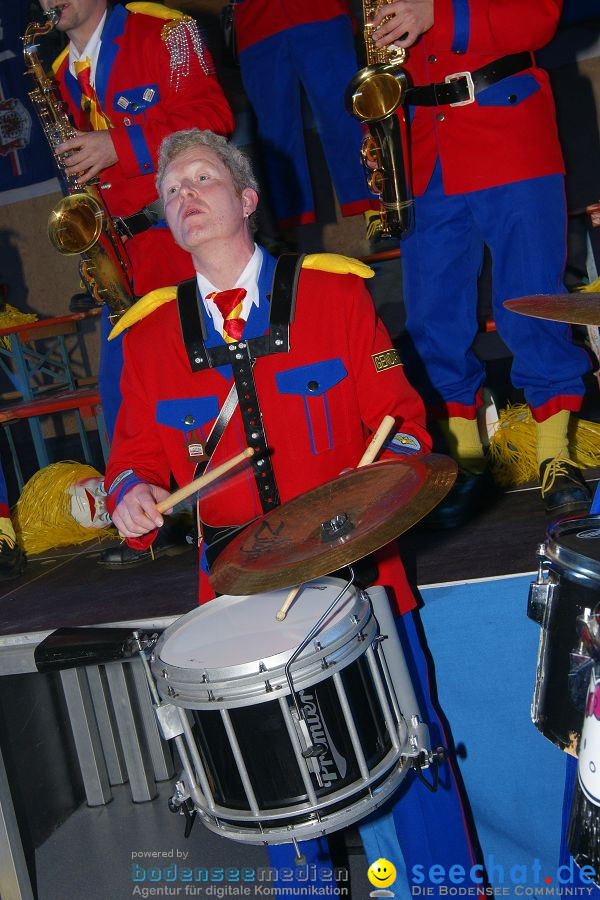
[106, 469, 144, 507]
[125, 124, 155, 174]
[451, 0, 470, 53]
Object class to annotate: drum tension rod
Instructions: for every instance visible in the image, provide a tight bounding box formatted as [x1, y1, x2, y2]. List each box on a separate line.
[285, 571, 356, 760]
[292, 838, 307, 867]
[412, 747, 446, 793]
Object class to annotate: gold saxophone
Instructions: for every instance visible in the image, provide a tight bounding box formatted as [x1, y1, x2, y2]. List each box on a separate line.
[346, 0, 414, 238]
[23, 8, 135, 323]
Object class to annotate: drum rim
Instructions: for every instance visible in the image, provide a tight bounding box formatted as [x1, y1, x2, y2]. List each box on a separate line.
[152, 578, 370, 696]
[545, 515, 600, 586]
[188, 740, 411, 844]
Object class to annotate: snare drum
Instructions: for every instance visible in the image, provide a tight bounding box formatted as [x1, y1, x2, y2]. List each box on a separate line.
[150, 578, 423, 844]
[529, 516, 600, 753]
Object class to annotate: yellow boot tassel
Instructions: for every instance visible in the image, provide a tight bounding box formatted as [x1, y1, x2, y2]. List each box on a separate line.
[488, 403, 600, 486]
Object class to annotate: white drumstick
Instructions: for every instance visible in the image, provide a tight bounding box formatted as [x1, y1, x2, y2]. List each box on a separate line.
[275, 584, 302, 622]
[357, 414, 395, 468]
[275, 414, 396, 622]
[156, 447, 254, 513]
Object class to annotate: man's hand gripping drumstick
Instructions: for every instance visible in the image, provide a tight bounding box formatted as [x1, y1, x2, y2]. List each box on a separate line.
[275, 415, 396, 622]
[111, 448, 254, 538]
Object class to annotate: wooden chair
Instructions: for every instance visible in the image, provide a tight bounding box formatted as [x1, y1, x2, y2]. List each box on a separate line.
[0, 388, 109, 491]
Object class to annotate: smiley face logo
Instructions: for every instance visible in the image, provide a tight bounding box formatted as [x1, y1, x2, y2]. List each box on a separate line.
[368, 858, 397, 889]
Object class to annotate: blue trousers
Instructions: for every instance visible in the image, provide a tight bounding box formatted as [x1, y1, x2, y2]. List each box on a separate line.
[239, 17, 372, 226]
[400, 160, 590, 416]
[98, 305, 124, 443]
[267, 610, 480, 895]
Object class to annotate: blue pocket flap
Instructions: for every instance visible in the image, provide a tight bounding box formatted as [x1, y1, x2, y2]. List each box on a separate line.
[476, 73, 539, 107]
[156, 397, 220, 433]
[275, 359, 348, 397]
[113, 85, 161, 115]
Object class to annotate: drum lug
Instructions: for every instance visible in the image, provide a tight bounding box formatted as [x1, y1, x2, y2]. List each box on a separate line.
[407, 714, 431, 759]
[528, 547, 557, 625]
[155, 702, 186, 740]
[291, 709, 326, 787]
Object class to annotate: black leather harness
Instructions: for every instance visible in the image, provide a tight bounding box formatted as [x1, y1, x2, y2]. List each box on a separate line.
[176, 253, 303, 514]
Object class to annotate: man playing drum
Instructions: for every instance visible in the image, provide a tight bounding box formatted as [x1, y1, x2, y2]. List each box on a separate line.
[104, 129, 482, 893]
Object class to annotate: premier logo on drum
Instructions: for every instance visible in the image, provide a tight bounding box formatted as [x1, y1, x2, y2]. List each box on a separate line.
[298, 688, 348, 786]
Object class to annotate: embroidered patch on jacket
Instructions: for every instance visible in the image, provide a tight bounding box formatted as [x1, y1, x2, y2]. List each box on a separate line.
[372, 349, 402, 372]
[385, 433, 422, 455]
[107, 469, 135, 494]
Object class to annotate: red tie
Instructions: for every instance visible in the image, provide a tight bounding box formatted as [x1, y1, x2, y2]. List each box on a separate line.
[208, 288, 247, 343]
[74, 58, 112, 130]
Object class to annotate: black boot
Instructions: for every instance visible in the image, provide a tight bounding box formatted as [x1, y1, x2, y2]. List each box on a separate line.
[0, 536, 26, 581]
[539, 457, 591, 517]
[419, 466, 500, 530]
[97, 515, 192, 568]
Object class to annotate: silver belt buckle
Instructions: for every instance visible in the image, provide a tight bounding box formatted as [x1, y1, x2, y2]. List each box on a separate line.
[445, 70, 475, 106]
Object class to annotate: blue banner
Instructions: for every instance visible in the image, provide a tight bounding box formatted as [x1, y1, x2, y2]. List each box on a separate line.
[0, 2, 59, 202]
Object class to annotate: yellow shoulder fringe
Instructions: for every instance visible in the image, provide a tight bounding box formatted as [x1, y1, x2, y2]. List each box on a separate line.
[108, 254, 375, 340]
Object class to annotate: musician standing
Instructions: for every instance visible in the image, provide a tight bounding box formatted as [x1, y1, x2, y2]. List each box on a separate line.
[371, 0, 592, 525]
[36, 1, 233, 433]
[104, 128, 482, 893]
[233, 0, 378, 233]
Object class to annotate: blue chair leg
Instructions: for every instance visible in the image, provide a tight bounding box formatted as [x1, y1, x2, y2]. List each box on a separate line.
[2, 425, 24, 493]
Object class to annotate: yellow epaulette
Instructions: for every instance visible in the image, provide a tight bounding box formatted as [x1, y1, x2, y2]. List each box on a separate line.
[109, 254, 375, 340]
[125, 2, 186, 20]
[109, 287, 177, 340]
[51, 46, 69, 76]
[302, 253, 375, 279]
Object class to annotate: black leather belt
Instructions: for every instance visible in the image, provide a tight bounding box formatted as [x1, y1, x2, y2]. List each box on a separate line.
[114, 198, 164, 238]
[405, 51, 533, 107]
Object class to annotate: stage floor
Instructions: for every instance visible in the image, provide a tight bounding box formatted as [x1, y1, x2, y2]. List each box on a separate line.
[3, 473, 599, 900]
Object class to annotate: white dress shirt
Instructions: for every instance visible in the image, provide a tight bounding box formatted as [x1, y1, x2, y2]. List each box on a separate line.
[196, 244, 262, 337]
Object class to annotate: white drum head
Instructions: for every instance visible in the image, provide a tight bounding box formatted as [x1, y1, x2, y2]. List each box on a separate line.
[158, 578, 361, 672]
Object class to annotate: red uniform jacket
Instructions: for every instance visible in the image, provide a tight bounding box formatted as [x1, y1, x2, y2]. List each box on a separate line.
[105, 254, 432, 613]
[403, 0, 565, 195]
[52, 2, 234, 294]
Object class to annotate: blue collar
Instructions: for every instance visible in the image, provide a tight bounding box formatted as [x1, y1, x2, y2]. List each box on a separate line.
[59, 3, 128, 114]
[95, 3, 128, 110]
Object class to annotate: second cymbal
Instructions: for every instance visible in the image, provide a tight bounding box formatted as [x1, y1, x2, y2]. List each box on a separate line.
[504, 293, 600, 326]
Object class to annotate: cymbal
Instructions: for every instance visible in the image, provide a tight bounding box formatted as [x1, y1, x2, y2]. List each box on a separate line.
[504, 293, 600, 326]
[210, 454, 457, 595]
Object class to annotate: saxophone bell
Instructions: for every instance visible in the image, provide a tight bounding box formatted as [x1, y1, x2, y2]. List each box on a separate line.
[346, 61, 407, 123]
[48, 193, 104, 255]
